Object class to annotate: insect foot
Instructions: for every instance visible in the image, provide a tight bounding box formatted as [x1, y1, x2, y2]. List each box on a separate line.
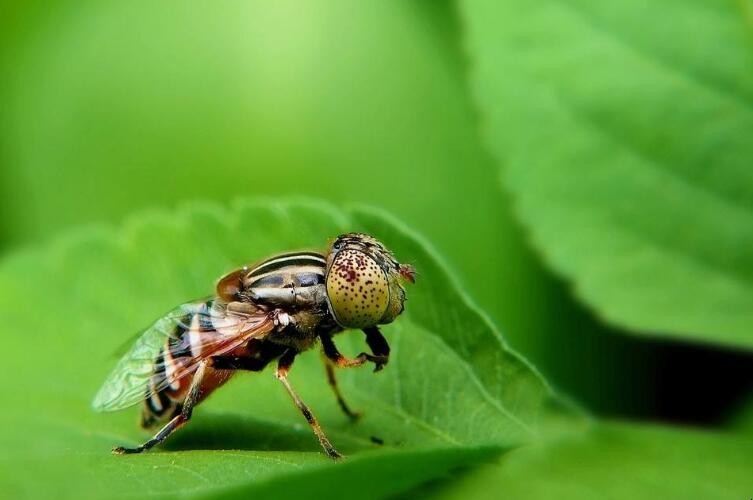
[346, 410, 363, 422]
[112, 446, 142, 455]
[357, 352, 389, 372]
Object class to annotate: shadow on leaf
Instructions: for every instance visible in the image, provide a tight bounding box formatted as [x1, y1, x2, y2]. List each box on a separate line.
[162, 412, 371, 454]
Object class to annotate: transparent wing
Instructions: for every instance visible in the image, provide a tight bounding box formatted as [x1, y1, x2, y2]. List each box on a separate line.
[92, 300, 275, 412]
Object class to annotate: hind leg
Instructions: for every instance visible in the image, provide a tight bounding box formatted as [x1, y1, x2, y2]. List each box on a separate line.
[113, 361, 207, 455]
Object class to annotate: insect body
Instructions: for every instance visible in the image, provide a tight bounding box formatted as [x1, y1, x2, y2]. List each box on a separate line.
[92, 233, 415, 458]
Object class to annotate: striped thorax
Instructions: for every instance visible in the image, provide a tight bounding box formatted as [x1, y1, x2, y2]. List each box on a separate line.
[217, 251, 329, 309]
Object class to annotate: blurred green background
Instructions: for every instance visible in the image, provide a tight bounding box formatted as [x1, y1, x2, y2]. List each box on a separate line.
[1, 0, 578, 410]
[2, 0, 752, 471]
[0, 0, 658, 419]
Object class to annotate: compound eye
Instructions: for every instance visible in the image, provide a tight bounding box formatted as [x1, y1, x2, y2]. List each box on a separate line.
[326, 249, 389, 328]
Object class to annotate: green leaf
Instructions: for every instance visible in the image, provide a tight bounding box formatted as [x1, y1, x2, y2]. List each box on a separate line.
[461, 0, 753, 348]
[418, 422, 753, 499]
[0, 199, 558, 499]
[200, 447, 498, 500]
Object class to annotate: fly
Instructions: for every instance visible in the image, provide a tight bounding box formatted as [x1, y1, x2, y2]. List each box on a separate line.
[92, 233, 416, 459]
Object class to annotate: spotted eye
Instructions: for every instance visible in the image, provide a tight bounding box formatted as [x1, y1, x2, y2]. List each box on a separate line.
[326, 249, 389, 328]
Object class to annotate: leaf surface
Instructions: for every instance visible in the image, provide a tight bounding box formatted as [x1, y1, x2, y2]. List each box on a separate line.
[419, 422, 753, 500]
[0, 200, 555, 498]
[461, 0, 753, 347]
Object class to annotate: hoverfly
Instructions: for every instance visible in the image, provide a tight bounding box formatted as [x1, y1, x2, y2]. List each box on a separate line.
[92, 233, 416, 459]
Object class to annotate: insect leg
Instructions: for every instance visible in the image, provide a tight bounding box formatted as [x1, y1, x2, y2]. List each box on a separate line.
[113, 361, 207, 455]
[362, 326, 390, 372]
[320, 333, 367, 368]
[321, 352, 361, 421]
[320, 333, 384, 371]
[276, 349, 342, 459]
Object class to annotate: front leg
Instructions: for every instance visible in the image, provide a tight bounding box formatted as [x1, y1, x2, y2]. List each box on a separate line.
[362, 327, 390, 372]
[320, 333, 386, 371]
[318, 330, 390, 420]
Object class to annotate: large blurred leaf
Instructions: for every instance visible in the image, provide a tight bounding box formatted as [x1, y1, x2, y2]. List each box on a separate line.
[461, 0, 753, 348]
[419, 422, 753, 500]
[0, 199, 558, 499]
